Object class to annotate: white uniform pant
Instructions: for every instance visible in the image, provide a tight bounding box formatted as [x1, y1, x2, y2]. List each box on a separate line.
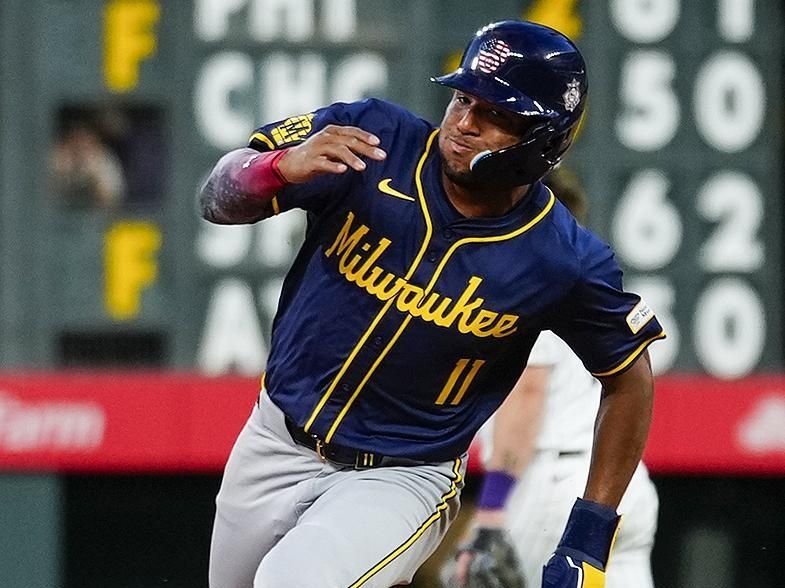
[505, 450, 659, 588]
[209, 390, 466, 588]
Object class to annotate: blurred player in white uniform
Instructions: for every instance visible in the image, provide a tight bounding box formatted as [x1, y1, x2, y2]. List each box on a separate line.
[498, 331, 659, 587]
[447, 168, 659, 588]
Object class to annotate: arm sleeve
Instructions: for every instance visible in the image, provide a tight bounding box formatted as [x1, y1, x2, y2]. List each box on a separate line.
[550, 240, 665, 377]
[247, 101, 372, 216]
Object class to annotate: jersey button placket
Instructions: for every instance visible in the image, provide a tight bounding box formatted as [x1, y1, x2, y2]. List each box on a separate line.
[323, 314, 402, 437]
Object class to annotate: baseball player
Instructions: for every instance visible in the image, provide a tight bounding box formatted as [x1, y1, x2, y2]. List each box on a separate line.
[200, 20, 665, 588]
[445, 170, 659, 588]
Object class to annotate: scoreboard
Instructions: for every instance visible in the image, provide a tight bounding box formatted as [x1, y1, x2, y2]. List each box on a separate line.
[0, 0, 781, 379]
[576, 0, 783, 377]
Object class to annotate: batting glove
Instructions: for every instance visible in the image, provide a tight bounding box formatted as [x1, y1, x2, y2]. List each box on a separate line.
[541, 498, 621, 588]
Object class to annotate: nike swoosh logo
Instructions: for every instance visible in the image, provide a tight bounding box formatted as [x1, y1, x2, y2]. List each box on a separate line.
[378, 178, 415, 202]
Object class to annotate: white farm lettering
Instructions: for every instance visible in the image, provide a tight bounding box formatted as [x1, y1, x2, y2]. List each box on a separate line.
[0, 393, 105, 452]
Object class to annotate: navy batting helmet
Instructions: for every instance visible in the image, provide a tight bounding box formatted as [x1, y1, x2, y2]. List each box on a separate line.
[432, 20, 587, 187]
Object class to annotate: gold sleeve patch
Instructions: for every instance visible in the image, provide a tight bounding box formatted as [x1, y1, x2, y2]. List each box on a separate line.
[626, 298, 655, 334]
[271, 113, 316, 146]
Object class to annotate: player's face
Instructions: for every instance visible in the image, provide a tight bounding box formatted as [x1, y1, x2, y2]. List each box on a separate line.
[438, 91, 531, 187]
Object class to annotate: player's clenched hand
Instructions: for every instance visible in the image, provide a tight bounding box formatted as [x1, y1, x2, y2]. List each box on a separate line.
[277, 125, 386, 184]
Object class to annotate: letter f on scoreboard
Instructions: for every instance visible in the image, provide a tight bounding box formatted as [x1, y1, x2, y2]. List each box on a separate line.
[104, 221, 162, 320]
[104, 0, 161, 92]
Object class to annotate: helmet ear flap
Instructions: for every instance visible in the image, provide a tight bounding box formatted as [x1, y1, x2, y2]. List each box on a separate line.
[541, 107, 584, 165]
[542, 126, 576, 165]
[469, 128, 552, 188]
[468, 118, 581, 188]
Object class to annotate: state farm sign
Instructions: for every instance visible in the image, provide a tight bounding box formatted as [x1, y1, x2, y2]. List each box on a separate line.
[0, 372, 784, 474]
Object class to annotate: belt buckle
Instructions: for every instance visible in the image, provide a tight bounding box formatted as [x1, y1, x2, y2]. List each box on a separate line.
[356, 452, 375, 469]
[314, 438, 327, 462]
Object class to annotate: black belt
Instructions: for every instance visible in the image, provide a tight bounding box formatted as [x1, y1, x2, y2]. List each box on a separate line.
[558, 450, 585, 457]
[284, 417, 429, 469]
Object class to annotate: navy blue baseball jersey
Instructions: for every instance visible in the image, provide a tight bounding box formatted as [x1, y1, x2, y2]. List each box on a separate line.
[246, 98, 664, 461]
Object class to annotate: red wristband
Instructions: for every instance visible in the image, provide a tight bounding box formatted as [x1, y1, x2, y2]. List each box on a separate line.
[270, 148, 290, 184]
[240, 149, 289, 199]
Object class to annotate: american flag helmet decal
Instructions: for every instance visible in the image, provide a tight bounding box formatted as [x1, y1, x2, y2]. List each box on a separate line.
[474, 38, 511, 74]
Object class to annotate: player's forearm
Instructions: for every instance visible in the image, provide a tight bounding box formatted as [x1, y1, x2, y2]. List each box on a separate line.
[486, 365, 548, 476]
[473, 366, 548, 528]
[584, 352, 654, 508]
[199, 148, 287, 224]
[473, 396, 539, 528]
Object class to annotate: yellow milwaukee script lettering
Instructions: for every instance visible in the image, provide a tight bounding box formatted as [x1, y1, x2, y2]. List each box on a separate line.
[324, 212, 520, 338]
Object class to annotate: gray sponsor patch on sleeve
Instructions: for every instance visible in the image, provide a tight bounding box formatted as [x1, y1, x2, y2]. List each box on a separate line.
[626, 299, 655, 334]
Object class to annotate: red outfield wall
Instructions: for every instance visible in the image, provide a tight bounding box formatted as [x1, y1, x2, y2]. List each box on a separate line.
[0, 372, 783, 475]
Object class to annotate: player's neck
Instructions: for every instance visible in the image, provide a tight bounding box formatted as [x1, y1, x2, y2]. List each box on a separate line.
[441, 173, 530, 218]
